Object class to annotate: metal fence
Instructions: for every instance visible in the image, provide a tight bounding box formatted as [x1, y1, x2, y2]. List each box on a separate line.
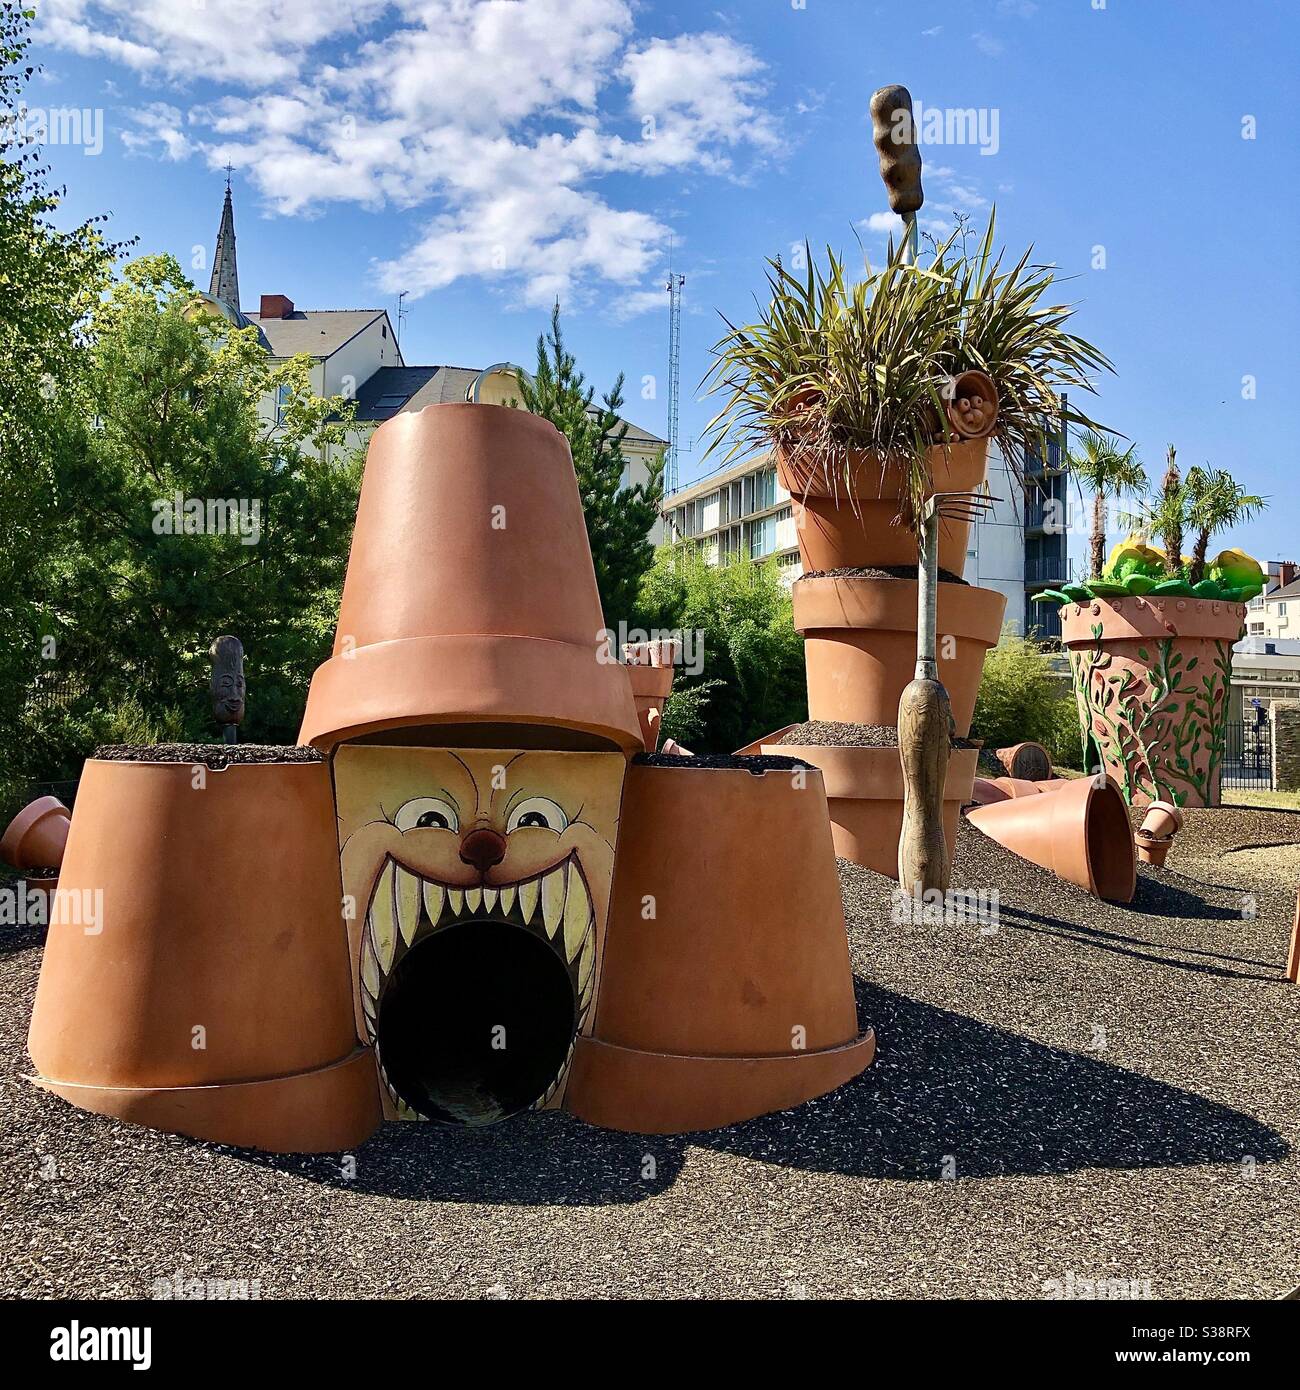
[1220, 719, 1273, 790]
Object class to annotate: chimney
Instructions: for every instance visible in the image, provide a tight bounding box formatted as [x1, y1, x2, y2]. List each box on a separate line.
[259, 294, 295, 320]
[1279, 561, 1298, 589]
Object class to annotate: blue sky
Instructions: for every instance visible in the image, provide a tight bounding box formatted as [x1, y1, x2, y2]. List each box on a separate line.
[26, 0, 1300, 567]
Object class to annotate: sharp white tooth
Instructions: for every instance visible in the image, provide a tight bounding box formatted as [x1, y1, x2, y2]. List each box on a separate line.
[423, 880, 445, 927]
[448, 887, 464, 918]
[467, 886, 482, 914]
[360, 932, 381, 998]
[368, 862, 398, 969]
[395, 867, 422, 947]
[499, 884, 516, 917]
[483, 886, 498, 913]
[519, 877, 539, 923]
[577, 932, 595, 993]
[563, 866, 590, 962]
[542, 863, 566, 937]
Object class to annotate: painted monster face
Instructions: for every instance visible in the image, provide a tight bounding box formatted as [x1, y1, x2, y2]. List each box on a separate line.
[333, 746, 625, 1125]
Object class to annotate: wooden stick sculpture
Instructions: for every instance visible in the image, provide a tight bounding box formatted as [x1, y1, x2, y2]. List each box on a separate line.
[870, 84, 924, 263]
[210, 635, 245, 744]
[898, 492, 994, 891]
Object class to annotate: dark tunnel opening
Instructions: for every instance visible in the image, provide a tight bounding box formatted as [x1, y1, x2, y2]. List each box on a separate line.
[376, 918, 577, 1126]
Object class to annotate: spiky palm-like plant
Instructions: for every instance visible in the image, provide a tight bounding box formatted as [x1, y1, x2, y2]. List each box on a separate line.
[1184, 466, 1267, 582]
[1066, 429, 1146, 579]
[1155, 444, 1184, 576]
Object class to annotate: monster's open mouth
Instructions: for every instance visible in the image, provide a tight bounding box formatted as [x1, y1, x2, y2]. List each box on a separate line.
[357, 853, 596, 1125]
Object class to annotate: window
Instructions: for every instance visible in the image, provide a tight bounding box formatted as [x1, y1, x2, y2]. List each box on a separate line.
[1280, 602, 1289, 616]
[749, 515, 775, 559]
[372, 393, 409, 412]
[274, 382, 292, 425]
[753, 468, 776, 511]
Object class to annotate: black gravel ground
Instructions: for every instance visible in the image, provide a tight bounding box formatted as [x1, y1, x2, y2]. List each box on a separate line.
[631, 752, 813, 773]
[95, 743, 323, 769]
[778, 720, 979, 750]
[1, 810, 1295, 1300]
[799, 565, 968, 585]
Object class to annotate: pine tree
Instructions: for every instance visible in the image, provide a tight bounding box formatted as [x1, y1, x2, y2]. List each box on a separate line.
[517, 304, 664, 626]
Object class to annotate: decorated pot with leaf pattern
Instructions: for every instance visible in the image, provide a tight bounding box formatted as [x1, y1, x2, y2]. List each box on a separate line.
[1060, 597, 1246, 808]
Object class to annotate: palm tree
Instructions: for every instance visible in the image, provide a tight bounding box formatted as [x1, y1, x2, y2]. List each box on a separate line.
[1184, 466, 1267, 582]
[1153, 443, 1185, 576]
[1067, 429, 1146, 578]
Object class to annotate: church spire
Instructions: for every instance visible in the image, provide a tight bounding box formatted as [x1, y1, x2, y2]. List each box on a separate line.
[209, 168, 241, 314]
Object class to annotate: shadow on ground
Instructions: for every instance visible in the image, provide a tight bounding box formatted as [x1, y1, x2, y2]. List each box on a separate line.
[234, 976, 1285, 1202]
[233, 1105, 689, 1206]
[697, 978, 1287, 1181]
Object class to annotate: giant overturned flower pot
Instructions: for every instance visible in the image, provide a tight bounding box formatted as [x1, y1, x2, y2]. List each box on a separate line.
[794, 575, 1006, 737]
[777, 438, 990, 574]
[565, 756, 875, 1134]
[1060, 595, 1245, 808]
[27, 748, 381, 1152]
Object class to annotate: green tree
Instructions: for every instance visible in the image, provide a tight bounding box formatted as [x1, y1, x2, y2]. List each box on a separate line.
[517, 304, 664, 625]
[1183, 466, 1266, 582]
[35, 254, 364, 770]
[972, 627, 1082, 770]
[1153, 443, 1185, 575]
[0, 3, 122, 813]
[1066, 429, 1146, 579]
[636, 547, 806, 752]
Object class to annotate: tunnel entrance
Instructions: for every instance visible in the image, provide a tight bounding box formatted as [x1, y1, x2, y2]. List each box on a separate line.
[376, 918, 577, 1125]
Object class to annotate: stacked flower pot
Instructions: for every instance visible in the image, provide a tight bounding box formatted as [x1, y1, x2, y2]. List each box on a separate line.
[762, 439, 1006, 878]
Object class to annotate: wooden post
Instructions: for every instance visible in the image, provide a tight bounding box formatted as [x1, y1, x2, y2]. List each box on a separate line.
[898, 500, 954, 891]
[1286, 892, 1299, 983]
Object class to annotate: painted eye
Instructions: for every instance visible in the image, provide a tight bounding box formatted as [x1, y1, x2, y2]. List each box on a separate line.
[507, 797, 568, 833]
[395, 797, 459, 832]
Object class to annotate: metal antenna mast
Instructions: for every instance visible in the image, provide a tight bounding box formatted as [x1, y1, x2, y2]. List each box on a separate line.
[665, 266, 685, 497]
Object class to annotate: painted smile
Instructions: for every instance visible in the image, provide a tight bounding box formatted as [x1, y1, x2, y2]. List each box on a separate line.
[357, 851, 596, 1120]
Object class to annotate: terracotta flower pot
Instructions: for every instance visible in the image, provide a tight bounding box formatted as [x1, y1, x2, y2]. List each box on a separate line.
[1134, 832, 1171, 868]
[794, 577, 1006, 737]
[623, 661, 674, 753]
[777, 438, 989, 575]
[1, 796, 71, 870]
[300, 403, 641, 753]
[995, 742, 1053, 781]
[1061, 596, 1246, 807]
[564, 759, 875, 1133]
[1140, 800, 1184, 840]
[27, 754, 381, 1152]
[765, 743, 979, 878]
[966, 772, 1136, 902]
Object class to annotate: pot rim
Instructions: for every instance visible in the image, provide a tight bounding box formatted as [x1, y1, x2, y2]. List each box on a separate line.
[1059, 595, 1247, 643]
[1, 796, 70, 866]
[767, 742, 979, 800]
[793, 574, 1007, 640]
[776, 436, 988, 502]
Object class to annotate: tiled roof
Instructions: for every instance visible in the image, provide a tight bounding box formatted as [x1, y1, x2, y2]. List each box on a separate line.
[245, 309, 388, 359]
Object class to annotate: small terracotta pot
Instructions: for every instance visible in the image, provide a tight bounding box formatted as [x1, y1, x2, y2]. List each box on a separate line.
[942, 369, 999, 440]
[28, 756, 381, 1152]
[971, 777, 1011, 806]
[1061, 596, 1246, 808]
[966, 772, 1136, 902]
[1, 796, 71, 870]
[766, 743, 979, 878]
[778, 438, 989, 575]
[996, 742, 1052, 782]
[794, 577, 1006, 737]
[1135, 832, 1171, 868]
[300, 403, 641, 753]
[624, 661, 674, 753]
[1140, 800, 1184, 840]
[564, 760, 875, 1133]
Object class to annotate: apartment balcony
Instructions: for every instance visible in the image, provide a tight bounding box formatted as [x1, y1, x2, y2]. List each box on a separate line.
[1024, 557, 1074, 586]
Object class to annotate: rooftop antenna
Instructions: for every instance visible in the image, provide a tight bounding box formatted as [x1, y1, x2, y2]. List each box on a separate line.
[666, 242, 685, 498]
[396, 290, 409, 347]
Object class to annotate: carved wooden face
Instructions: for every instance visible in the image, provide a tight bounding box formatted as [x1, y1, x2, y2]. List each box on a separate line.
[333, 746, 626, 1124]
[209, 637, 245, 726]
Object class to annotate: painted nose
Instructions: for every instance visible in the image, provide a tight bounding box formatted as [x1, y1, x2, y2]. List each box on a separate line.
[459, 826, 506, 873]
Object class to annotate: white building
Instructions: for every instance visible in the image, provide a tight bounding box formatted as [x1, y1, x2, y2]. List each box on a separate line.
[1244, 562, 1300, 639]
[196, 184, 666, 506]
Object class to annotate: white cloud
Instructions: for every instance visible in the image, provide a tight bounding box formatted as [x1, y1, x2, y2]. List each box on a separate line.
[971, 32, 1005, 58]
[51, 0, 777, 312]
[122, 102, 189, 161]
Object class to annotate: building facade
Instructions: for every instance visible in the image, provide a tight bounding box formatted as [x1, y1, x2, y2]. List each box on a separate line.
[197, 187, 666, 510]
